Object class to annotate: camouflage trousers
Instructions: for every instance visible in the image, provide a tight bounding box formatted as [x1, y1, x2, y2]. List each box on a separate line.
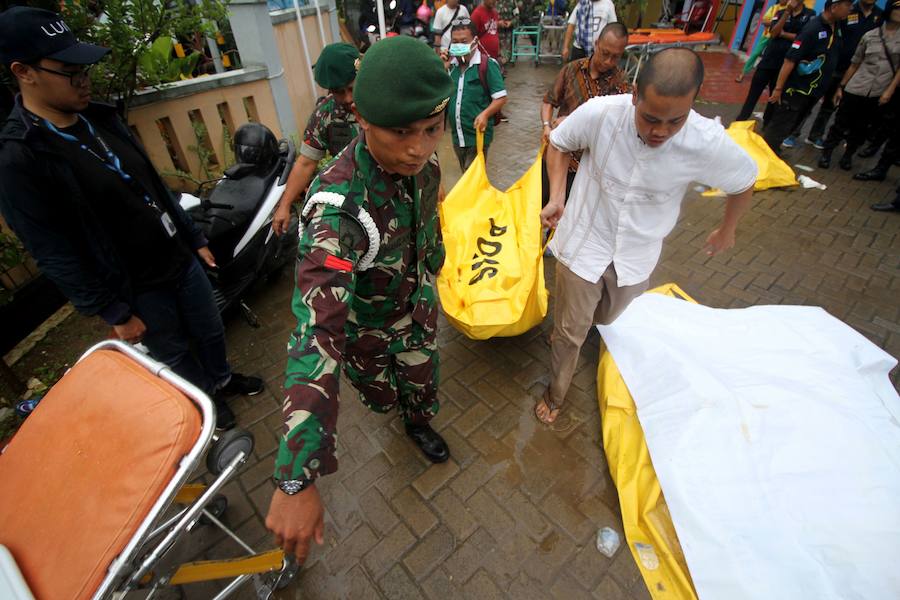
[343, 313, 439, 426]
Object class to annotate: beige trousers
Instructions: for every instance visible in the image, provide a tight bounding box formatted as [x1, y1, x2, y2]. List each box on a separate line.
[549, 262, 649, 406]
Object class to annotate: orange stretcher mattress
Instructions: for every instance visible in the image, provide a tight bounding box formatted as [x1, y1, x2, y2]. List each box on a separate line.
[0, 349, 202, 600]
[627, 31, 718, 45]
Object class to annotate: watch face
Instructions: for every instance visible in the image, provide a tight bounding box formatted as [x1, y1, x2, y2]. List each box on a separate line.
[280, 480, 304, 495]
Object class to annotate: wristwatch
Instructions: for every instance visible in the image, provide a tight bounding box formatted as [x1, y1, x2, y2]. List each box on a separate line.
[542, 120, 551, 127]
[276, 478, 311, 495]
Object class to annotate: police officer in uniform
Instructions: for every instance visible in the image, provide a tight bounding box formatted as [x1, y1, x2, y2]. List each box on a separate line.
[763, 0, 854, 153]
[265, 37, 453, 563]
[272, 42, 361, 235]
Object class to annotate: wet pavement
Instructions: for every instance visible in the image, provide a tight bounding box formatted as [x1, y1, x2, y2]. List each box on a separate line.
[174, 50, 899, 599]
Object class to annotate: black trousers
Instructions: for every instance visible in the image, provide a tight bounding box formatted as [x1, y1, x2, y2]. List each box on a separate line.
[736, 66, 780, 122]
[805, 72, 845, 141]
[822, 92, 878, 156]
[861, 94, 900, 152]
[762, 92, 818, 152]
[870, 96, 900, 167]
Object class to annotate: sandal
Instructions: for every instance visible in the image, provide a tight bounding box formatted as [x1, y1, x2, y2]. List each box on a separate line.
[534, 390, 579, 432]
[534, 391, 560, 425]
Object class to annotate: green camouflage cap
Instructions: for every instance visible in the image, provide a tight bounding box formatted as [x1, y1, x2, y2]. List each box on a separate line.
[313, 42, 360, 89]
[354, 36, 452, 127]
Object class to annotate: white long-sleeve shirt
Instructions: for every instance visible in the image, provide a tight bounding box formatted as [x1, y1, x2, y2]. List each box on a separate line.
[548, 94, 758, 286]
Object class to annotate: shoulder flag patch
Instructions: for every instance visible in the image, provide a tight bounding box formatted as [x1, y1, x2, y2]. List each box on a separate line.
[792, 40, 802, 49]
[324, 254, 353, 272]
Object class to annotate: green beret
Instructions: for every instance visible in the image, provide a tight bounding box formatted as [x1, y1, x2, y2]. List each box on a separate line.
[354, 36, 452, 127]
[313, 42, 360, 89]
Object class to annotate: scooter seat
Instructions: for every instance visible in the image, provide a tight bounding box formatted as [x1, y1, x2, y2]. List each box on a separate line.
[190, 160, 282, 261]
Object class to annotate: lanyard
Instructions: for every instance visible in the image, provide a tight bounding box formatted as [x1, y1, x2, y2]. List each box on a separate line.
[40, 115, 160, 213]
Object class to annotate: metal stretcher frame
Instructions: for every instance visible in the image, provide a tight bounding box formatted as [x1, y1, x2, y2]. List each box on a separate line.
[91, 339, 217, 599]
[0, 340, 291, 600]
[538, 14, 567, 63]
[622, 34, 721, 85]
[93, 341, 291, 599]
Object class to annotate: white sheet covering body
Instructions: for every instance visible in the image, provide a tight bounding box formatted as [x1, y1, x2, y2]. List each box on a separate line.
[597, 294, 900, 600]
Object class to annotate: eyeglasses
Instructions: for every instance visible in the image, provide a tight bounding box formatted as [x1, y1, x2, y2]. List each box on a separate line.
[451, 17, 472, 25]
[31, 64, 93, 86]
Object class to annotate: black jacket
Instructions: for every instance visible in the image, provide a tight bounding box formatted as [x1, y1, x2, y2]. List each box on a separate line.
[0, 97, 207, 325]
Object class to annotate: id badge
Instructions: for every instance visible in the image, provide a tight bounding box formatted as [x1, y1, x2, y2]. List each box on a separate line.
[160, 212, 178, 237]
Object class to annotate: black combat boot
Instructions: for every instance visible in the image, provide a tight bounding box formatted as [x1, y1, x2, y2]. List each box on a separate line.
[854, 164, 889, 181]
[405, 423, 450, 463]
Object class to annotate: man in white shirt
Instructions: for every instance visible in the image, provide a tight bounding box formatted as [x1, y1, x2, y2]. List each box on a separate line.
[433, 0, 470, 50]
[536, 48, 758, 425]
[562, 0, 618, 62]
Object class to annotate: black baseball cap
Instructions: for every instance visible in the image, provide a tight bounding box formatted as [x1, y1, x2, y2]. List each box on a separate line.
[0, 6, 109, 67]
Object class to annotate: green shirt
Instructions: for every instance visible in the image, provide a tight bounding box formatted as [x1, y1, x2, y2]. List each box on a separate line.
[448, 50, 506, 148]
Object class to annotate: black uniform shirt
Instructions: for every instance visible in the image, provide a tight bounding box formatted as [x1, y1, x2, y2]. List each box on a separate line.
[759, 6, 817, 70]
[837, 2, 884, 72]
[785, 15, 844, 98]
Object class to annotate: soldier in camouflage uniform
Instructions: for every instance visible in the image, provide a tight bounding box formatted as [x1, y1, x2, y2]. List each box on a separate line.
[497, 0, 518, 64]
[272, 42, 361, 235]
[266, 36, 453, 563]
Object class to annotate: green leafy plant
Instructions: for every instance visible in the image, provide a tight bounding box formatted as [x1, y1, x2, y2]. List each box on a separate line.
[55, 0, 230, 112]
[0, 231, 25, 271]
[162, 120, 236, 190]
[220, 125, 236, 170]
[137, 36, 203, 84]
[0, 231, 26, 307]
[188, 120, 217, 181]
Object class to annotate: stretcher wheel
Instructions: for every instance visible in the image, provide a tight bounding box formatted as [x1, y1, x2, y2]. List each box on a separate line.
[207, 428, 255, 475]
[270, 558, 300, 591]
[198, 494, 229, 525]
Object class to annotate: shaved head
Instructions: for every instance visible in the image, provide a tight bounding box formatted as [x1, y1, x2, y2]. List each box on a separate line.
[598, 22, 628, 43]
[635, 48, 704, 99]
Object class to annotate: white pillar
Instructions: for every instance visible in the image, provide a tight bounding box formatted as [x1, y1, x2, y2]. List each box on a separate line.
[228, 0, 298, 136]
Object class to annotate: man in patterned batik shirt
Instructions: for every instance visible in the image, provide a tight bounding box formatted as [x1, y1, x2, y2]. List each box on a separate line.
[541, 22, 629, 205]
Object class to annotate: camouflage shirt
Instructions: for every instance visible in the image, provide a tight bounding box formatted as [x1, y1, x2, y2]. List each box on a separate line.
[300, 95, 360, 163]
[274, 133, 444, 483]
[497, 0, 518, 27]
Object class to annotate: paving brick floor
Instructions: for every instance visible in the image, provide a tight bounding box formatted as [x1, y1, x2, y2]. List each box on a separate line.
[177, 52, 899, 599]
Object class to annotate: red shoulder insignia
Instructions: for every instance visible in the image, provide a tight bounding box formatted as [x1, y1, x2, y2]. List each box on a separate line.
[324, 254, 353, 272]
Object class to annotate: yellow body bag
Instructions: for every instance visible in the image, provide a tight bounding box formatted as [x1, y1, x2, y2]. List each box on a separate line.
[704, 120, 797, 197]
[598, 284, 699, 600]
[437, 132, 548, 339]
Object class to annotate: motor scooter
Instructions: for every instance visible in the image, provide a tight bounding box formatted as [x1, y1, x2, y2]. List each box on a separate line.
[179, 123, 297, 327]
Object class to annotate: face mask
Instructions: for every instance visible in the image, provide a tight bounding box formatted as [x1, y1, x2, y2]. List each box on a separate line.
[449, 41, 474, 57]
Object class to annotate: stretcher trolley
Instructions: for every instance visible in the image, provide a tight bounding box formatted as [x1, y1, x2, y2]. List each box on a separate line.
[538, 13, 567, 64]
[623, 30, 720, 85]
[510, 24, 541, 65]
[0, 340, 297, 599]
